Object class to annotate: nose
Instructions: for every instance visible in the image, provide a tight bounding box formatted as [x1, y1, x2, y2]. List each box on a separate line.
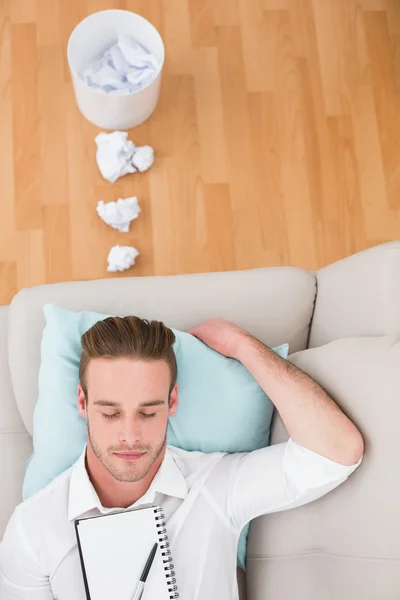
[117, 416, 142, 447]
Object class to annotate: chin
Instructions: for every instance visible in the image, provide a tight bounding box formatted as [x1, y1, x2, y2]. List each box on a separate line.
[114, 469, 147, 483]
[109, 457, 150, 483]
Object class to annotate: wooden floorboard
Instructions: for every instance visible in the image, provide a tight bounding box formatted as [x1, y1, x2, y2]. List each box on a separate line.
[1, 0, 400, 300]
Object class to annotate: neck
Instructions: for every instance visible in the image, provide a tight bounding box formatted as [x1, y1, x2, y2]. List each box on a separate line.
[85, 442, 166, 509]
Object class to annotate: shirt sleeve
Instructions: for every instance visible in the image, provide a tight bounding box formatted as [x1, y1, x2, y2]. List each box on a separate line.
[205, 438, 362, 531]
[0, 507, 53, 599]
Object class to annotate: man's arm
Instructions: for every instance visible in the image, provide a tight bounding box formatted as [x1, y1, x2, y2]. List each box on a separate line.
[0, 508, 53, 599]
[190, 318, 364, 466]
[206, 439, 361, 531]
[191, 318, 364, 530]
[236, 337, 364, 466]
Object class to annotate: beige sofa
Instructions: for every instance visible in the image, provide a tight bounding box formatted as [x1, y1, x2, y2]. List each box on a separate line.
[1, 241, 400, 599]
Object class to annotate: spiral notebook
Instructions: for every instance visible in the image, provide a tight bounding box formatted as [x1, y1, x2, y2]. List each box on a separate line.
[74, 503, 179, 599]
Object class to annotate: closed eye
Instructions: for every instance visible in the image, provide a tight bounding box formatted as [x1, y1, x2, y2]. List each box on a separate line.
[102, 412, 157, 420]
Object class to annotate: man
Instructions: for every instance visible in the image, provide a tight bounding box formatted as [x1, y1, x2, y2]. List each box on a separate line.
[0, 316, 364, 599]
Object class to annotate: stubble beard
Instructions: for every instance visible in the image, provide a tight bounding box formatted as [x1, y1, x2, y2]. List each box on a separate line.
[87, 422, 167, 483]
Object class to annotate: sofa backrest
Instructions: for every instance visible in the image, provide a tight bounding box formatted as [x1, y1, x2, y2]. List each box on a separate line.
[8, 267, 316, 436]
[309, 241, 400, 347]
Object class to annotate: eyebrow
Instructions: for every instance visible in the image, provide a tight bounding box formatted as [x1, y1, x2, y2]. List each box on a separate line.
[93, 400, 166, 408]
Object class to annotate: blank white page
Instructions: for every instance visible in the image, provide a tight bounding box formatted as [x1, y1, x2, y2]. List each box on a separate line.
[75, 504, 174, 600]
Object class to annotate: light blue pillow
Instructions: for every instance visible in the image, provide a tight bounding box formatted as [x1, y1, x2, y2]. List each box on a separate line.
[25, 304, 289, 571]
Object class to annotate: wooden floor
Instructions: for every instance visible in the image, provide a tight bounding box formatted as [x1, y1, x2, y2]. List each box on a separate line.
[1, 0, 400, 304]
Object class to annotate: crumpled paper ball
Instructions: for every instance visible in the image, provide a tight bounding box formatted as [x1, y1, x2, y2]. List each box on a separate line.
[95, 131, 137, 183]
[95, 131, 155, 183]
[107, 245, 140, 272]
[97, 196, 141, 233]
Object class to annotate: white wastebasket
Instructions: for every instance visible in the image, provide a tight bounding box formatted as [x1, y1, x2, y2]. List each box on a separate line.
[67, 9, 165, 130]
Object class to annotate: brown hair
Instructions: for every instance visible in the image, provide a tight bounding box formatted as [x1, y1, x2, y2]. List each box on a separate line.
[79, 316, 177, 401]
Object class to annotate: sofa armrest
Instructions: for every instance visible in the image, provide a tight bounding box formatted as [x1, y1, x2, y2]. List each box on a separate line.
[0, 433, 32, 537]
[309, 241, 400, 347]
[0, 307, 26, 434]
[0, 307, 32, 538]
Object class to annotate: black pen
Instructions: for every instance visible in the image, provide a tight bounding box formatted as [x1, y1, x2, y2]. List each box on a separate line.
[131, 542, 158, 600]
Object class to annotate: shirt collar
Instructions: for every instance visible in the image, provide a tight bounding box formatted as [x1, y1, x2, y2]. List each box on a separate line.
[68, 444, 188, 522]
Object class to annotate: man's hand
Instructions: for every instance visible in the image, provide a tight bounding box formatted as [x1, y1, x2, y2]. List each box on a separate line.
[188, 318, 251, 360]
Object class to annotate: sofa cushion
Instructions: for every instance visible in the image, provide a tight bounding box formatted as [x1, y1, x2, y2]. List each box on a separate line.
[8, 268, 316, 437]
[247, 336, 400, 599]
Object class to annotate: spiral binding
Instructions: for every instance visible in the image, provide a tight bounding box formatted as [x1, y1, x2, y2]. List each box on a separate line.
[153, 506, 179, 599]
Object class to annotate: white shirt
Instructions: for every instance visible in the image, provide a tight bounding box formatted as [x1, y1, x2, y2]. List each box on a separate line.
[0, 440, 361, 600]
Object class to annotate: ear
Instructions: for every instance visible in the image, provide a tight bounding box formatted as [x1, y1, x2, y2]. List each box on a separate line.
[78, 384, 88, 419]
[168, 384, 178, 417]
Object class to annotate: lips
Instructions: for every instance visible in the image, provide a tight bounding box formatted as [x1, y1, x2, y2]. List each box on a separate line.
[114, 452, 146, 461]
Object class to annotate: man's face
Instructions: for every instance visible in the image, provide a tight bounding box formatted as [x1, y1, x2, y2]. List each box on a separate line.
[77, 357, 178, 483]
